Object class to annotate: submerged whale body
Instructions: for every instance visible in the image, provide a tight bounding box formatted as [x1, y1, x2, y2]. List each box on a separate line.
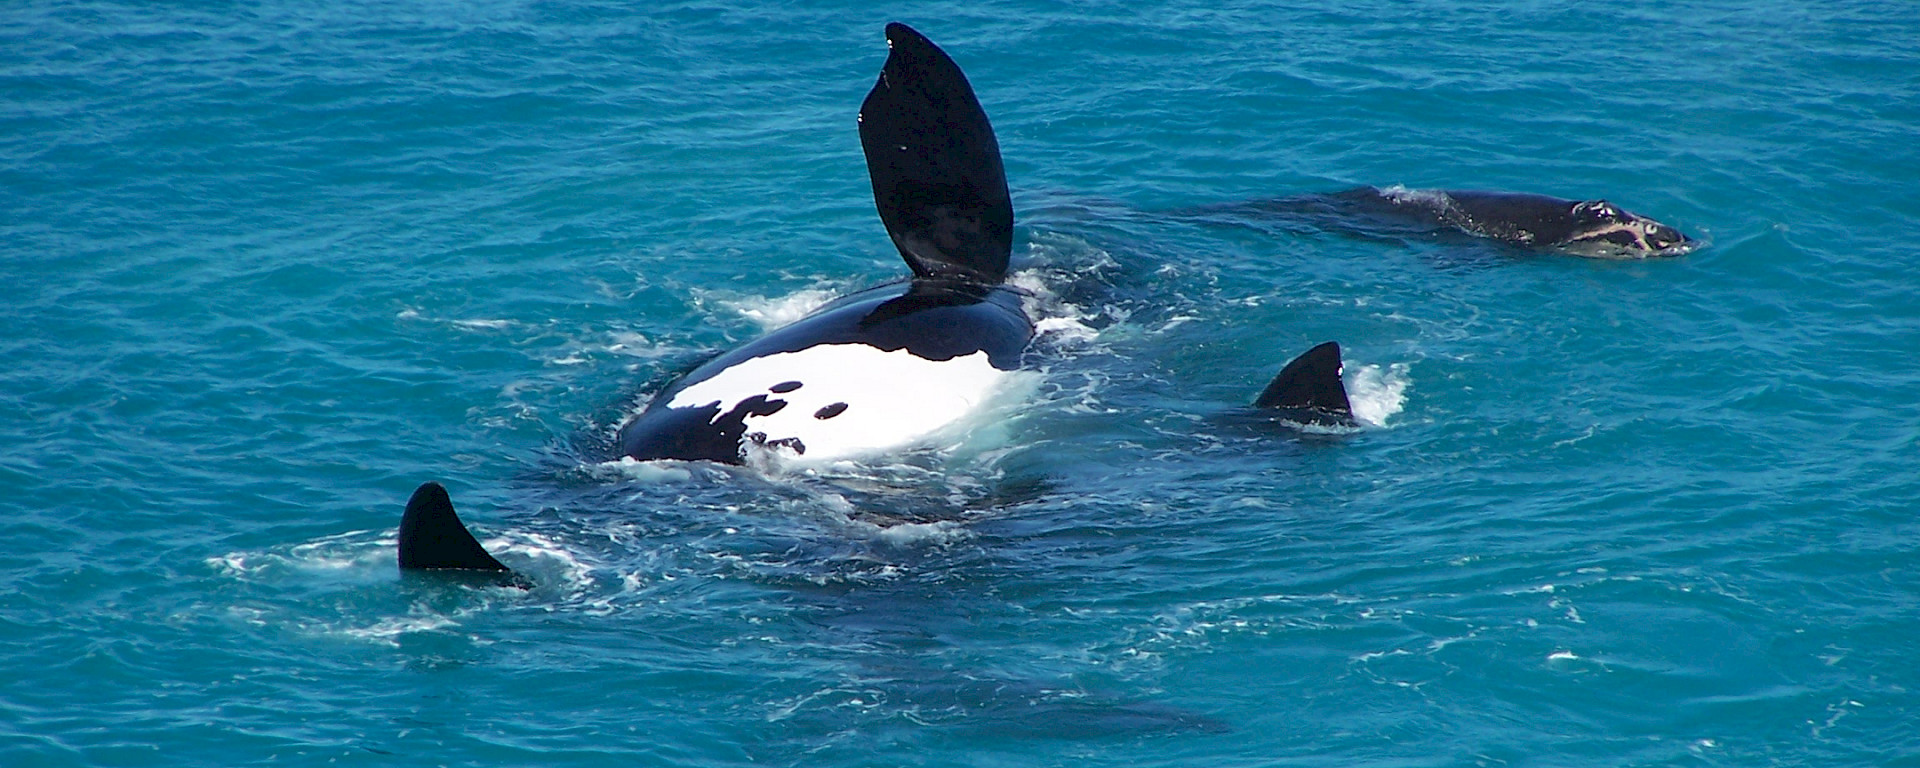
[1199, 186, 1695, 258]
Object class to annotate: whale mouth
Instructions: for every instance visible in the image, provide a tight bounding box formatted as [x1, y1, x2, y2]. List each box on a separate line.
[1560, 221, 1698, 259]
[1557, 239, 1698, 259]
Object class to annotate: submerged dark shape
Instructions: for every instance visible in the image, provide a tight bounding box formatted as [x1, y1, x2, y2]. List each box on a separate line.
[614, 22, 1031, 466]
[1193, 186, 1695, 258]
[398, 482, 510, 573]
[1254, 341, 1357, 428]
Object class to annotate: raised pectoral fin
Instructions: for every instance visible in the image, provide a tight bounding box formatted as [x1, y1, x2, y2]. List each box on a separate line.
[858, 23, 1012, 284]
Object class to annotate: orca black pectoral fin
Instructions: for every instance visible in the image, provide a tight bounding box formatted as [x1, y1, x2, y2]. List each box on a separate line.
[398, 482, 511, 573]
[1254, 341, 1358, 427]
[858, 22, 1013, 284]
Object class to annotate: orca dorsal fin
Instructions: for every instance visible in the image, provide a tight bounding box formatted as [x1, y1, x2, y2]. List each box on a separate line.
[858, 22, 1013, 284]
[398, 482, 510, 572]
[1254, 341, 1358, 427]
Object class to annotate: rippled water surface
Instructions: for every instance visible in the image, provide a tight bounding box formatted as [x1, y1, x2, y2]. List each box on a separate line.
[5, 1, 1918, 765]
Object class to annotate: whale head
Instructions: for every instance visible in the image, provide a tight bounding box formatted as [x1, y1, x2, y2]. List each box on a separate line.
[1559, 200, 1695, 257]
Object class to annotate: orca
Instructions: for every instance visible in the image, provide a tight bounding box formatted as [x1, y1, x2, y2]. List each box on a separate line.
[1193, 186, 1695, 258]
[616, 22, 1031, 466]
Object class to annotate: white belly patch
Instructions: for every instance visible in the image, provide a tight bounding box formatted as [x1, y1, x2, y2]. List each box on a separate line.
[664, 344, 1008, 461]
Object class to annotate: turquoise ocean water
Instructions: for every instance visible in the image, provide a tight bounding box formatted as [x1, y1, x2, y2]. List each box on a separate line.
[5, 1, 1918, 764]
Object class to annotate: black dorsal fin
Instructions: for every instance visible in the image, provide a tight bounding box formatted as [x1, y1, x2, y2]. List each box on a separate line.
[398, 482, 510, 572]
[1254, 341, 1357, 427]
[858, 22, 1012, 284]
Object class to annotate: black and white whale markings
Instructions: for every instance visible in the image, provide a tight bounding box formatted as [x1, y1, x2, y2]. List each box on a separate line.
[397, 23, 1357, 573]
[616, 22, 1030, 465]
[615, 279, 1033, 463]
[1192, 186, 1695, 258]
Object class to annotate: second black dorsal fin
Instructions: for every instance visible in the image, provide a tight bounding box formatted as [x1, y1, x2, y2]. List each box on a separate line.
[1254, 341, 1357, 427]
[858, 22, 1013, 284]
[398, 482, 511, 572]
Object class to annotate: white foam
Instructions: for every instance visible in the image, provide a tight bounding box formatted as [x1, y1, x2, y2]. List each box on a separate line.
[606, 331, 675, 359]
[705, 287, 841, 332]
[207, 530, 393, 581]
[1377, 184, 1451, 207]
[591, 456, 697, 484]
[1346, 361, 1411, 428]
[870, 519, 972, 547]
[1008, 267, 1102, 347]
[1032, 315, 1099, 345]
[486, 530, 597, 599]
[340, 614, 460, 644]
[1155, 315, 1197, 334]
